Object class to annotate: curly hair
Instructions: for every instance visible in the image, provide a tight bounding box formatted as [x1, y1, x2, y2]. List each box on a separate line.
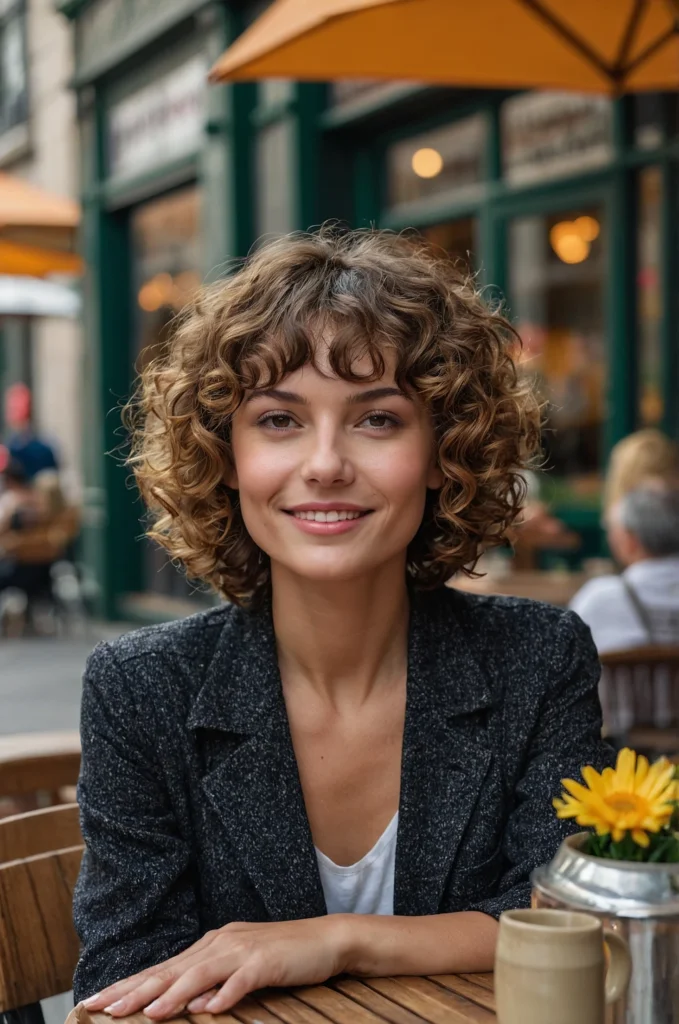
[125, 226, 541, 605]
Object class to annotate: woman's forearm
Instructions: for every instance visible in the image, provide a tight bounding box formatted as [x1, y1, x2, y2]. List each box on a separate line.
[335, 911, 498, 978]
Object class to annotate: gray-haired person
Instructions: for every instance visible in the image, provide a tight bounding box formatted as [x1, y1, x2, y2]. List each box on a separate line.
[570, 482, 679, 653]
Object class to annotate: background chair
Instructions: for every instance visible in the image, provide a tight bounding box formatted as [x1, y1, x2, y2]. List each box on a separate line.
[0, 803, 83, 1024]
[599, 646, 679, 757]
[0, 732, 80, 819]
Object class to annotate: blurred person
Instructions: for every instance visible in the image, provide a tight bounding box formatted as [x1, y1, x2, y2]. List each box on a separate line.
[603, 428, 679, 520]
[3, 382, 59, 480]
[0, 458, 43, 535]
[570, 482, 679, 653]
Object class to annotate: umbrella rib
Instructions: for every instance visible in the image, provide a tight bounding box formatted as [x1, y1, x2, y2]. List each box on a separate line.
[620, 22, 679, 78]
[612, 0, 646, 76]
[516, 0, 613, 83]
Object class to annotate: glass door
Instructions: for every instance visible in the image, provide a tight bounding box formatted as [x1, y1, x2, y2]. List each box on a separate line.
[130, 184, 207, 604]
[505, 201, 608, 512]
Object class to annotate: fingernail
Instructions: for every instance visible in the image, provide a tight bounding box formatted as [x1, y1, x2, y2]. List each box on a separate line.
[205, 999, 220, 1012]
[103, 1001, 125, 1015]
[143, 1001, 162, 1015]
[82, 995, 101, 1007]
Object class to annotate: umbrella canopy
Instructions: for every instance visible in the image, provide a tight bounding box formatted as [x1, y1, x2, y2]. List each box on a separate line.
[210, 0, 679, 94]
[0, 240, 83, 277]
[0, 172, 80, 254]
[0, 276, 81, 318]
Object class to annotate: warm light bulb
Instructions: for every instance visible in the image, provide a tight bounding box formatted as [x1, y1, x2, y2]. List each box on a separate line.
[574, 215, 600, 242]
[549, 223, 590, 264]
[411, 147, 444, 178]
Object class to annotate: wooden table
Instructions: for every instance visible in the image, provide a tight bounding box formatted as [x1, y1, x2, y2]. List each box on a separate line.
[68, 974, 495, 1024]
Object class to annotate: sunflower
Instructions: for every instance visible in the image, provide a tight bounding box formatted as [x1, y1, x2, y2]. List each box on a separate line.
[553, 747, 678, 847]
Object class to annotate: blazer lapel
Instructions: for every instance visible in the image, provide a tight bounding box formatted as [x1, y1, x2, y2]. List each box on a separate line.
[395, 591, 495, 917]
[187, 603, 326, 921]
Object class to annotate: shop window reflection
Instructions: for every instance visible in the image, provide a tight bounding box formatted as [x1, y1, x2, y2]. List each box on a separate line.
[508, 208, 607, 507]
[636, 167, 663, 426]
[131, 185, 207, 603]
[421, 218, 478, 276]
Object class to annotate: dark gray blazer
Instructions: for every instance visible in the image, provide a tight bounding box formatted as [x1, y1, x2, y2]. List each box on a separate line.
[72, 587, 613, 1000]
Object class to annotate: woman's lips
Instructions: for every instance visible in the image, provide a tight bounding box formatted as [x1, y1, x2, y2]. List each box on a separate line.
[283, 508, 372, 535]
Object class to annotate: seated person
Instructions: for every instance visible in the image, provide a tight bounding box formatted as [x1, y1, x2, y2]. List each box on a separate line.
[75, 227, 613, 1017]
[0, 459, 43, 536]
[570, 482, 679, 653]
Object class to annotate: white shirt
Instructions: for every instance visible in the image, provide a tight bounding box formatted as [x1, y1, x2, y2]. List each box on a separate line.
[569, 556, 679, 654]
[315, 812, 398, 916]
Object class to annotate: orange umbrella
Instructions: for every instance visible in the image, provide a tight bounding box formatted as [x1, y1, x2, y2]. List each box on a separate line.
[210, 0, 679, 94]
[0, 172, 82, 275]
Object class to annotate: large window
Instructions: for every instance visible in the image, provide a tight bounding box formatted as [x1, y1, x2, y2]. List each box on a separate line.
[636, 167, 663, 427]
[0, 0, 27, 136]
[131, 186, 205, 602]
[386, 115, 487, 209]
[508, 206, 607, 505]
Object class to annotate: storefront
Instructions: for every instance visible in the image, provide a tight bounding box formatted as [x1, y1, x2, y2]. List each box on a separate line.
[61, 0, 679, 621]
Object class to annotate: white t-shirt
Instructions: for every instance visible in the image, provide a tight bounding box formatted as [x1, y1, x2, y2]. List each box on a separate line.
[315, 812, 398, 916]
[569, 556, 679, 654]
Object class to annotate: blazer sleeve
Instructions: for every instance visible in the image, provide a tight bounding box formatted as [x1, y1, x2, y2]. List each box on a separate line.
[72, 642, 200, 1001]
[466, 610, 616, 919]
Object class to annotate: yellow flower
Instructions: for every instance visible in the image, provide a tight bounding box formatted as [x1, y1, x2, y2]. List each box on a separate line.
[553, 748, 677, 847]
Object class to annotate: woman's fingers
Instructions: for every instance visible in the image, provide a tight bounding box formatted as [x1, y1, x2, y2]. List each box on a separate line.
[83, 933, 217, 1014]
[82, 970, 157, 1010]
[142, 962, 233, 1019]
[204, 964, 261, 1014]
[186, 989, 219, 1013]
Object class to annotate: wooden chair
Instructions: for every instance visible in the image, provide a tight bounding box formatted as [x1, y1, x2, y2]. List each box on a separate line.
[599, 646, 679, 757]
[0, 804, 83, 1024]
[0, 803, 81, 864]
[0, 732, 81, 817]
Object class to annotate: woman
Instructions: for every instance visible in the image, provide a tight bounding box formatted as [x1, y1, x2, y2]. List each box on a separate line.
[76, 227, 613, 1017]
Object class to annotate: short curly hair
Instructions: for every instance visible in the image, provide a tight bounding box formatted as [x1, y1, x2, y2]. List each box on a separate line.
[125, 226, 540, 605]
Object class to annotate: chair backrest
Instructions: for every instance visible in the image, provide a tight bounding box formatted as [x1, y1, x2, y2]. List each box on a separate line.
[0, 843, 83, 1010]
[0, 731, 80, 800]
[599, 645, 679, 735]
[0, 803, 81, 864]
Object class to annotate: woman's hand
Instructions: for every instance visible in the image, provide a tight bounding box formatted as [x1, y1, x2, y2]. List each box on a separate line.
[81, 917, 351, 1019]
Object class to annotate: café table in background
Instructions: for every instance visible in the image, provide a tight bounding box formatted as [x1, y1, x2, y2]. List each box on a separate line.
[67, 973, 496, 1024]
[451, 568, 590, 607]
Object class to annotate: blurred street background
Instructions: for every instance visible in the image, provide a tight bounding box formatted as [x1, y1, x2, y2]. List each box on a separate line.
[0, 0, 678, 674]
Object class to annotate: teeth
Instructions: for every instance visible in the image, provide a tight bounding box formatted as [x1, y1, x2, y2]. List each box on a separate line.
[293, 510, 364, 522]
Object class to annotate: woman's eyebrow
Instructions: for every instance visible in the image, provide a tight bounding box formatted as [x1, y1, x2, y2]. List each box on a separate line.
[246, 386, 408, 405]
[246, 389, 308, 404]
[348, 387, 410, 404]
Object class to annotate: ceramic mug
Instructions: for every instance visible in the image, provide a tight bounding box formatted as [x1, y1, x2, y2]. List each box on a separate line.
[495, 908, 631, 1024]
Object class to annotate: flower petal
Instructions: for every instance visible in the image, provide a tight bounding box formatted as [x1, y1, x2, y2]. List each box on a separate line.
[632, 829, 650, 847]
[615, 748, 636, 791]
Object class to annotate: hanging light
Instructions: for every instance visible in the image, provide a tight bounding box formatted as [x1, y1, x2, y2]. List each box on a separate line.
[550, 220, 591, 264]
[574, 215, 600, 242]
[411, 147, 443, 178]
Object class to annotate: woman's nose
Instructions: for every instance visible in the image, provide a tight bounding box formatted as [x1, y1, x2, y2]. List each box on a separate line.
[300, 431, 354, 486]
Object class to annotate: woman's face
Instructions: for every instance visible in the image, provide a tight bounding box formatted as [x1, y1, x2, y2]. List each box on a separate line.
[229, 348, 442, 584]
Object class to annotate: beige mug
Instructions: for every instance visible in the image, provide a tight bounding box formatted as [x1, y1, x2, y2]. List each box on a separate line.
[495, 908, 631, 1024]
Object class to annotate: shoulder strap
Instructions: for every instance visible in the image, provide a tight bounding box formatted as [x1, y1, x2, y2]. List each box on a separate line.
[621, 576, 656, 643]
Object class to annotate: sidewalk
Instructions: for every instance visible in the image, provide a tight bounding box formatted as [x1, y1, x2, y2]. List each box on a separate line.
[0, 623, 133, 735]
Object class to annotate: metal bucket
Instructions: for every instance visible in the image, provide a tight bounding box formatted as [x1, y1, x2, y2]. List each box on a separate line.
[532, 834, 679, 1024]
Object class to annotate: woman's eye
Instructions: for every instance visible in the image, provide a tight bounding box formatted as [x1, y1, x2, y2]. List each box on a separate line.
[361, 412, 400, 430]
[259, 412, 296, 430]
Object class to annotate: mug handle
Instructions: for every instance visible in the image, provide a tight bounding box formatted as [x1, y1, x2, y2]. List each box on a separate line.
[603, 929, 632, 1005]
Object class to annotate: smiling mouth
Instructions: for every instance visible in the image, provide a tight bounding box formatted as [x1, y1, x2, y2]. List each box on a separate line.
[283, 509, 372, 523]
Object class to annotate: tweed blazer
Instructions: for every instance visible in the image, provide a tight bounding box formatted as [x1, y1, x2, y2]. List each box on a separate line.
[72, 587, 614, 1000]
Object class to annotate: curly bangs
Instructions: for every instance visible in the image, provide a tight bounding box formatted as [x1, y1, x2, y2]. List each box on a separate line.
[125, 225, 541, 605]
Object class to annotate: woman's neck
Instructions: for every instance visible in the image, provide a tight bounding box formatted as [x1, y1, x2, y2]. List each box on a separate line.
[270, 557, 409, 707]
